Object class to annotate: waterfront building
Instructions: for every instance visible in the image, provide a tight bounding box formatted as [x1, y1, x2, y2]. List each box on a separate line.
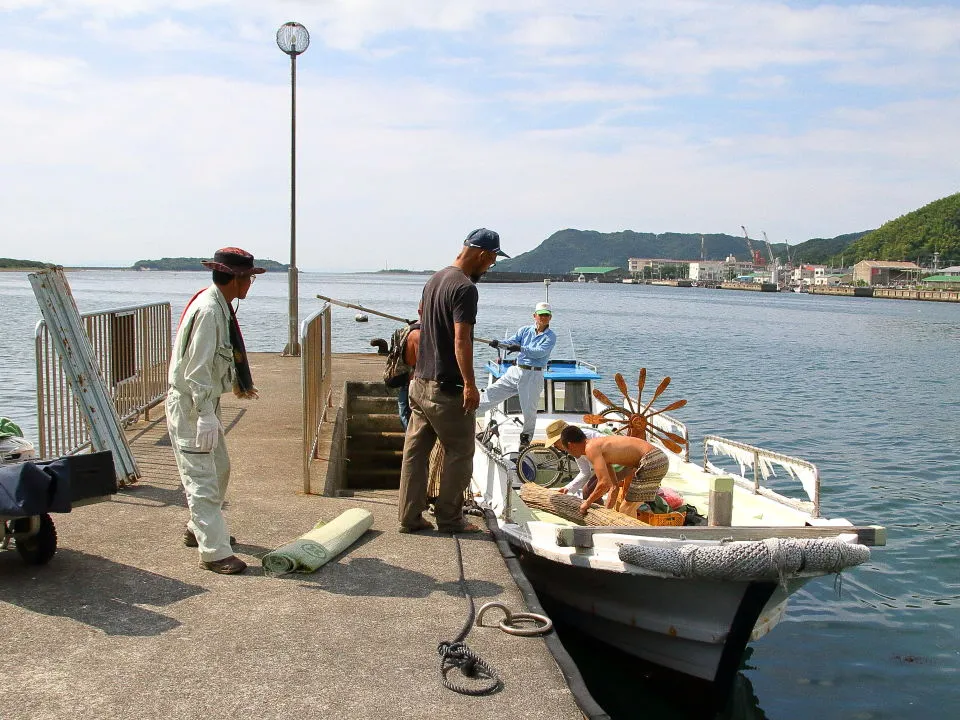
[921, 274, 960, 290]
[627, 257, 692, 274]
[688, 260, 726, 282]
[852, 260, 921, 286]
[569, 266, 628, 282]
[792, 264, 826, 287]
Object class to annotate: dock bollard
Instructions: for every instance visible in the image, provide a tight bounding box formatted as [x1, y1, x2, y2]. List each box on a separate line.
[708, 475, 733, 527]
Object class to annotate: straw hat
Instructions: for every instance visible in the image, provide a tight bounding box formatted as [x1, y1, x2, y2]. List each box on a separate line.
[543, 418, 569, 448]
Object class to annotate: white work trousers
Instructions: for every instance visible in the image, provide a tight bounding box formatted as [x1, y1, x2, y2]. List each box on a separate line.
[166, 390, 233, 562]
[476, 365, 542, 437]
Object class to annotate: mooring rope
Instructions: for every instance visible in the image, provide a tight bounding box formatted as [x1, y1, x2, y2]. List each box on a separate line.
[437, 531, 503, 696]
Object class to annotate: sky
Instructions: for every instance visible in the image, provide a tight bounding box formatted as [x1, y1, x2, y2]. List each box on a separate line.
[2, 1, 959, 271]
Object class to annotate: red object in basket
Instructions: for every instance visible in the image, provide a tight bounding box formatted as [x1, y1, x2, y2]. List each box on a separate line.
[656, 486, 684, 510]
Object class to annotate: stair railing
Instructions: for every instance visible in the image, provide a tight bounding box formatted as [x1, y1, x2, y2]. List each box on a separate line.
[301, 303, 333, 493]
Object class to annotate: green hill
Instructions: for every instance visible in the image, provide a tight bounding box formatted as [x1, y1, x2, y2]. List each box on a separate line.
[132, 257, 289, 271]
[0, 258, 54, 269]
[786, 232, 872, 265]
[491, 229, 866, 274]
[837, 193, 960, 265]
[491, 192, 960, 273]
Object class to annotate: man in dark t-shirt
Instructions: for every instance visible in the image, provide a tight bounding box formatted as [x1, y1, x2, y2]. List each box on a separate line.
[398, 228, 508, 533]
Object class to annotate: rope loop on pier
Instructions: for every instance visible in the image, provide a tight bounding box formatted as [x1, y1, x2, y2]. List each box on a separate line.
[436, 531, 503, 696]
[476, 601, 553, 636]
[437, 640, 500, 696]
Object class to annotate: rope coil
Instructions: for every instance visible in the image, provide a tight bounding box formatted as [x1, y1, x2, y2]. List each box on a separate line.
[437, 640, 501, 695]
[436, 531, 503, 696]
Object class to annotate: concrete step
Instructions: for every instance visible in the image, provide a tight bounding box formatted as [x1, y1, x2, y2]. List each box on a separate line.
[346, 466, 401, 490]
[349, 413, 404, 433]
[347, 381, 390, 396]
[349, 430, 406, 451]
[350, 395, 399, 415]
[347, 448, 404, 469]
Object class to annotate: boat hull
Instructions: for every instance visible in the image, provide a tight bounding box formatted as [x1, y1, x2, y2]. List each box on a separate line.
[512, 545, 796, 684]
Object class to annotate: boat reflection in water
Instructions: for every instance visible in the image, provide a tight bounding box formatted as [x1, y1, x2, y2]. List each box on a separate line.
[550, 608, 768, 719]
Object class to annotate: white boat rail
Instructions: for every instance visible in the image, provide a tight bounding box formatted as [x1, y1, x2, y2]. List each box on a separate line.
[34, 296, 170, 460]
[702, 435, 821, 517]
[649, 411, 689, 461]
[300, 303, 333, 493]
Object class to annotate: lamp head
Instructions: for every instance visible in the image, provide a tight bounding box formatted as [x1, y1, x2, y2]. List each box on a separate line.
[277, 22, 310, 55]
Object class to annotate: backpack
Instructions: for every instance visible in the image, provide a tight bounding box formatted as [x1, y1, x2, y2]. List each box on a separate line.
[383, 323, 417, 389]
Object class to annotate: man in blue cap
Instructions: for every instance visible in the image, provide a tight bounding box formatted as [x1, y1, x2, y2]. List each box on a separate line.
[398, 228, 508, 534]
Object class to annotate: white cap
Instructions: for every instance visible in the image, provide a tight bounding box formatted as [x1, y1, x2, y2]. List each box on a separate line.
[534, 301, 552, 315]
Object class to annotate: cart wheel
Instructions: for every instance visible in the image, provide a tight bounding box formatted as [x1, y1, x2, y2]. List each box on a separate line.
[16, 514, 57, 565]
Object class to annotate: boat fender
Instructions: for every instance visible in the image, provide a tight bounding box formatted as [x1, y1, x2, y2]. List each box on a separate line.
[618, 537, 870, 585]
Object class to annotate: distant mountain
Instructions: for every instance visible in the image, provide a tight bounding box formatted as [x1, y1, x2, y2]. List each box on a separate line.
[491, 229, 868, 274]
[0, 258, 53, 269]
[785, 231, 872, 265]
[839, 192, 960, 265]
[132, 257, 289, 271]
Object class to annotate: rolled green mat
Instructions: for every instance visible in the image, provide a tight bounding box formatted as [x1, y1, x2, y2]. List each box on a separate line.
[261, 508, 374, 576]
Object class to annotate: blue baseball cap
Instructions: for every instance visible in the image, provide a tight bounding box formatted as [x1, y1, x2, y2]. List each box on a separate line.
[464, 228, 510, 258]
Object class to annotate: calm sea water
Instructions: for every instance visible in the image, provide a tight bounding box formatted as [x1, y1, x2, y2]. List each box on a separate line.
[1, 270, 958, 719]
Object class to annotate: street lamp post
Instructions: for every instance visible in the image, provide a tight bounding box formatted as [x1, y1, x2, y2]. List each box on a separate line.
[277, 21, 310, 357]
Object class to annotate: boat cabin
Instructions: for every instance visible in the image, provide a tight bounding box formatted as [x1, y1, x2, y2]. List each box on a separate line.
[483, 358, 601, 416]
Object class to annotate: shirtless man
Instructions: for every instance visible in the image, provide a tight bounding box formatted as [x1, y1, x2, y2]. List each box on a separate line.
[556, 425, 670, 518]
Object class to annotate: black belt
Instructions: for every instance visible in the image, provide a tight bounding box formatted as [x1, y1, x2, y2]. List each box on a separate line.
[517, 364, 544, 371]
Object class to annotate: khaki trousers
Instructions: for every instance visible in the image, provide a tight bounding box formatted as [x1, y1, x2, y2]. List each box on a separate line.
[398, 378, 476, 529]
[166, 390, 233, 562]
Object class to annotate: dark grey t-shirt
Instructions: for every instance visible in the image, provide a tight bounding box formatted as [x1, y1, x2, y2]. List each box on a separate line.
[415, 266, 478, 385]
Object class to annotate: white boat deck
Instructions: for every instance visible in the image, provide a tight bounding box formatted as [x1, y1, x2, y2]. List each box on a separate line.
[482, 411, 819, 530]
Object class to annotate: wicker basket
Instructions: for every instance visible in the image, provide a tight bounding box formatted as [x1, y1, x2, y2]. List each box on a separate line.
[637, 509, 685, 526]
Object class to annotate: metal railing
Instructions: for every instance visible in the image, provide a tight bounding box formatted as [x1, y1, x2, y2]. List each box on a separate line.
[301, 303, 333, 493]
[702, 434, 821, 517]
[35, 302, 171, 458]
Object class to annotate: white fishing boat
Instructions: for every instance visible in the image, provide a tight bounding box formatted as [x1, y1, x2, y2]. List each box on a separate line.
[470, 350, 883, 689]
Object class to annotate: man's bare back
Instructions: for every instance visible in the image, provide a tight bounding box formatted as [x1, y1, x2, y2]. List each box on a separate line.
[575, 435, 660, 515]
[585, 434, 657, 467]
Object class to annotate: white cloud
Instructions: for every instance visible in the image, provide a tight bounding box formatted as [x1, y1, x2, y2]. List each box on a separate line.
[1, 1, 959, 269]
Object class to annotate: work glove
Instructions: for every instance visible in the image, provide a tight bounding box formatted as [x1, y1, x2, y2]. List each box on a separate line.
[195, 413, 221, 453]
[488, 339, 501, 349]
[505, 343, 522, 353]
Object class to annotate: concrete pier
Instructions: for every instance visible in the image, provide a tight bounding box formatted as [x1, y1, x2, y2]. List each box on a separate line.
[0, 353, 584, 720]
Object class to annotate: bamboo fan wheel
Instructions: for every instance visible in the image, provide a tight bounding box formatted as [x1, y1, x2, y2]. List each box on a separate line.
[583, 369, 689, 454]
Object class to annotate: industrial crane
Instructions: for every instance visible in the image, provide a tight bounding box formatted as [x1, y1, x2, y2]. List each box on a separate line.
[762, 231, 778, 286]
[762, 231, 776, 265]
[740, 225, 764, 266]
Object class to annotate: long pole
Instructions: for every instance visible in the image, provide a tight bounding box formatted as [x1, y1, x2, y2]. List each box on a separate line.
[285, 52, 300, 356]
[315, 294, 497, 345]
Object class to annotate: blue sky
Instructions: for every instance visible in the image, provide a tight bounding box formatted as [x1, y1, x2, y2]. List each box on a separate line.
[2, 1, 958, 270]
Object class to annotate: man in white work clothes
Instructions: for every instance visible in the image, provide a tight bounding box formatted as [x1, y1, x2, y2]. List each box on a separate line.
[477, 302, 557, 447]
[166, 247, 263, 575]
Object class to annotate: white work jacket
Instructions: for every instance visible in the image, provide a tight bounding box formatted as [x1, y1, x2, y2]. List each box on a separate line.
[168, 285, 235, 417]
